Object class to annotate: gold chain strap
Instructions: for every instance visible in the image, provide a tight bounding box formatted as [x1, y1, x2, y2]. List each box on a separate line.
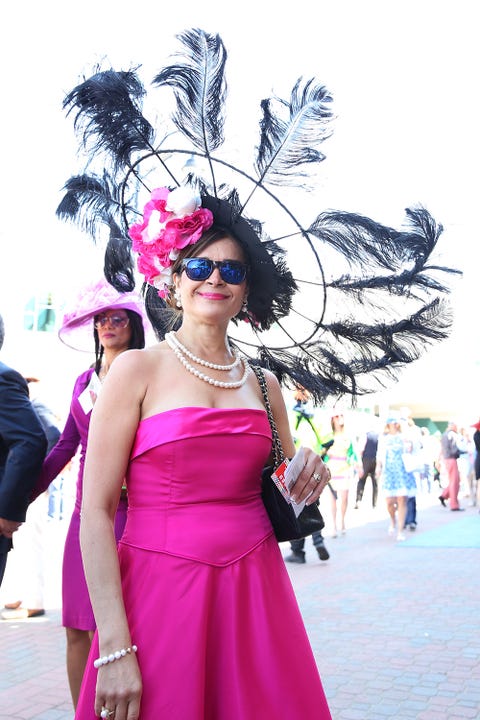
[251, 365, 284, 467]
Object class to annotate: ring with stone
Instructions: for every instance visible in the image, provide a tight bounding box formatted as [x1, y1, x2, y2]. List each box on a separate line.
[100, 708, 115, 719]
[312, 472, 322, 483]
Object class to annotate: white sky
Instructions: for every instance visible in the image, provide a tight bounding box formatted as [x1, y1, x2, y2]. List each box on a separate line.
[0, 0, 478, 417]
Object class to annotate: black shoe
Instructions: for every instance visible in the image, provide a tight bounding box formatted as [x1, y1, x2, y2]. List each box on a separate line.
[316, 544, 330, 561]
[285, 552, 306, 564]
[451, 507, 464, 511]
[439, 496, 446, 507]
[409, 523, 417, 531]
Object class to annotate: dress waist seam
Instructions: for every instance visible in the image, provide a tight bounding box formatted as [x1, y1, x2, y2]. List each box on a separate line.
[118, 529, 274, 567]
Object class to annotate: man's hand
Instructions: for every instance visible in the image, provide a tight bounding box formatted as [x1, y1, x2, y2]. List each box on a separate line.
[0, 518, 21, 538]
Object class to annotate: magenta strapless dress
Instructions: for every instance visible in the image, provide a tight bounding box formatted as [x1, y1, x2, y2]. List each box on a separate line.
[75, 408, 331, 719]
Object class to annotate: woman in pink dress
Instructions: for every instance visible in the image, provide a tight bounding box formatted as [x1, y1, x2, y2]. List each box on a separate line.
[75, 188, 333, 720]
[32, 279, 146, 709]
[59, 28, 455, 720]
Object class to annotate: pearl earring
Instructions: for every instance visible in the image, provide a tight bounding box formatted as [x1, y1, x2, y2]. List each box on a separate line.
[175, 290, 182, 309]
[242, 298, 248, 312]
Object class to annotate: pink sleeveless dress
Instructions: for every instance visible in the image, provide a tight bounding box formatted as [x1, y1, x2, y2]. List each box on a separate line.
[35, 368, 127, 631]
[75, 407, 331, 719]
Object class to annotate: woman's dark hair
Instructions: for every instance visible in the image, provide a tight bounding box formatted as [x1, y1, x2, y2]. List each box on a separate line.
[93, 309, 145, 373]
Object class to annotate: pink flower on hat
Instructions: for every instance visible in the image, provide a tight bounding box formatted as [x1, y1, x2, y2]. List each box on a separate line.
[129, 186, 214, 297]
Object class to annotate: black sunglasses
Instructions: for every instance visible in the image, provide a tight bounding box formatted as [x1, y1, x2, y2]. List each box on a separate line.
[180, 257, 248, 285]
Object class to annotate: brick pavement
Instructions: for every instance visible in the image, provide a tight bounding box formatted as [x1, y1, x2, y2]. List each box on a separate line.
[0, 494, 478, 719]
[287, 497, 480, 720]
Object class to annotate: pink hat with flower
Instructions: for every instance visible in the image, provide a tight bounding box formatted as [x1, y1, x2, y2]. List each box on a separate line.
[58, 278, 148, 351]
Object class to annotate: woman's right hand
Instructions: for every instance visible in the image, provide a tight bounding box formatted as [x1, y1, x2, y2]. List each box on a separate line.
[94, 654, 142, 720]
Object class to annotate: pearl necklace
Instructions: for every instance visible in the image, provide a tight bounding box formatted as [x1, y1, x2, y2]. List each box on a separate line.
[165, 332, 251, 389]
[165, 332, 241, 370]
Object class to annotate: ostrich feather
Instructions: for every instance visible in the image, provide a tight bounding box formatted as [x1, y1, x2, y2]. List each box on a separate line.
[325, 298, 452, 355]
[255, 77, 334, 188]
[103, 221, 136, 294]
[152, 28, 226, 157]
[63, 69, 155, 172]
[327, 269, 454, 298]
[308, 205, 460, 300]
[254, 299, 452, 404]
[308, 206, 443, 271]
[56, 173, 123, 240]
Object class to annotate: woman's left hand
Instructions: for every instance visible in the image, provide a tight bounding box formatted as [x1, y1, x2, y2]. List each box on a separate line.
[289, 447, 331, 505]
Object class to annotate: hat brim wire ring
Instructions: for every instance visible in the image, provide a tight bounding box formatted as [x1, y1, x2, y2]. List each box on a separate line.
[120, 149, 328, 351]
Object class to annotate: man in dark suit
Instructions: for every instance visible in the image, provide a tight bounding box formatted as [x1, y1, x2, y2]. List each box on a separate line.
[0, 313, 47, 585]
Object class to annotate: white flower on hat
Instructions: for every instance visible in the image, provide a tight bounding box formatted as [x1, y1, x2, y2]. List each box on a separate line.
[165, 186, 201, 217]
[144, 210, 163, 244]
[152, 267, 173, 294]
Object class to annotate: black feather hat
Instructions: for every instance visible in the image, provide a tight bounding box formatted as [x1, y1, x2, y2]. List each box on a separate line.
[57, 27, 460, 403]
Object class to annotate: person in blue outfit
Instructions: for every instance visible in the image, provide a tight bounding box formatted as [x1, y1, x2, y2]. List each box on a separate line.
[376, 416, 415, 542]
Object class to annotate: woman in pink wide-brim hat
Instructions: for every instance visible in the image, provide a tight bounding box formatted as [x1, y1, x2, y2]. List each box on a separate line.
[30, 278, 147, 710]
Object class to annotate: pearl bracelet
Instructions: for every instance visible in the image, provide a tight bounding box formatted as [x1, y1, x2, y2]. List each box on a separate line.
[93, 644, 138, 669]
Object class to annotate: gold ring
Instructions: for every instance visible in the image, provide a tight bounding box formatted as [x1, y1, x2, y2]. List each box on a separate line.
[100, 709, 115, 719]
[312, 472, 321, 483]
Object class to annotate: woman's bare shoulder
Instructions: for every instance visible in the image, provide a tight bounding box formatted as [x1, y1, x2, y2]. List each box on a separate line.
[262, 368, 282, 397]
[110, 344, 167, 373]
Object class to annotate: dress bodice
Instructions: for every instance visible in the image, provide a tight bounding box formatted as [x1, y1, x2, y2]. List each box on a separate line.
[36, 368, 94, 506]
[121, 407, 274, 566]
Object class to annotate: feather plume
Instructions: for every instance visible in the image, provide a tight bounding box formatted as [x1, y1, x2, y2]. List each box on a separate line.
[252, 299, 452, 404]
[325, 298, 452, 358]
[56, 173, 123, 240]
[152, 28, 227, 185]
[57, 174, 137, 294]
[255, 78, 334, 188]
[308, 205, 460, 298]
[103, 221, 136, 293]
[308, 206, 440, 270]
[63, 69, 155, 172]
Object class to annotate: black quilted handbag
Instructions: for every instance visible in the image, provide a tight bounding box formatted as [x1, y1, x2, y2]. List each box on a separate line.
[251, 365, 325, 542]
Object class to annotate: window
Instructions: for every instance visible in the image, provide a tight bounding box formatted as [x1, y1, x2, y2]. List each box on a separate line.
[24, 293, 59, 333]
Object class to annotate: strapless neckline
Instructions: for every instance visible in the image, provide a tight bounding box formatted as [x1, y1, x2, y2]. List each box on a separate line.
[140, 406, 266, 425]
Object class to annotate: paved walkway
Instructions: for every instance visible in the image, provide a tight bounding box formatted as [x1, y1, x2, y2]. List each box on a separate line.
[0, 492, 479, 720]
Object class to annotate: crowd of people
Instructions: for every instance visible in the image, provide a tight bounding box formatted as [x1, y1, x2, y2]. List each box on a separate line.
[288, 393, 479, 547]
